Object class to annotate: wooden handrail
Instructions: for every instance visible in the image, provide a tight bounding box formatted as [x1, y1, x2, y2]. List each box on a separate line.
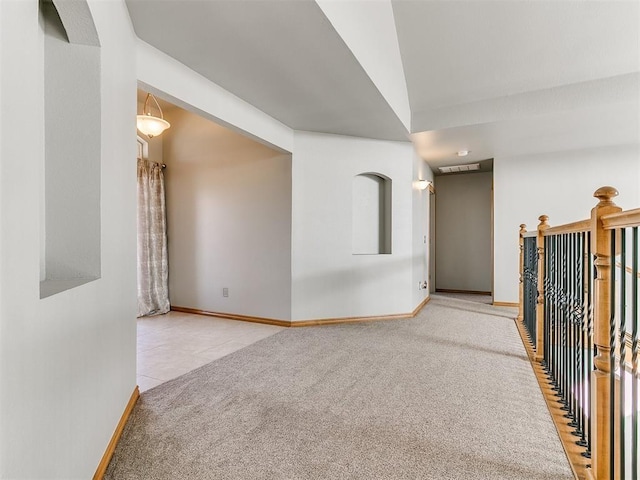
[615, 261, 640, 279]
[542, 219, 590, 236]
[601, 207, 640, 230]
[517, 186, 640, 480]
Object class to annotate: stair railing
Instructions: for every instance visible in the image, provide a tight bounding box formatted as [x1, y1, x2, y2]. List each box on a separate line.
[519, 186, 640, 480]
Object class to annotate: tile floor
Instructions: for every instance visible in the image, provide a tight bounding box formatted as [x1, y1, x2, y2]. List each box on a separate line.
[137, 311, 285, 392]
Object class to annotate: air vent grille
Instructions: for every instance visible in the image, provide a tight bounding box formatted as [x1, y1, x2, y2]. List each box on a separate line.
[439, 163, 480, 174]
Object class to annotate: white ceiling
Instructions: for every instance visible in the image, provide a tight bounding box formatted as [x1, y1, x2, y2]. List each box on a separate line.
[126, 0, 640, 171]
[126, 0, 408, 141]
[393, 0, 639, 114]
[412, 101, 639, 171]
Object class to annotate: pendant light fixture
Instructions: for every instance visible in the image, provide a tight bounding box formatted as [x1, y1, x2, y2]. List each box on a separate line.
[136, 93, 170, 138]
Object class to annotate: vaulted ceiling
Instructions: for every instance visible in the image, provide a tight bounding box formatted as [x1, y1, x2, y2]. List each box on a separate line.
[126, 0, 639, 169]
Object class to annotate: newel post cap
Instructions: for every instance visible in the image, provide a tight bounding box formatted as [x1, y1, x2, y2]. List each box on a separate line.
[538, 215, 549, 228]
[593, 186, 619, 206]
[519, 224, 527, 233]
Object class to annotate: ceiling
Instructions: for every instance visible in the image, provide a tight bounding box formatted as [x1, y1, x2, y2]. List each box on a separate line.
[126, 0, 640, 171]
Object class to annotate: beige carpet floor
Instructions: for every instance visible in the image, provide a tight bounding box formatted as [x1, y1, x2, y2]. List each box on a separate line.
[105, 294, 573, 479]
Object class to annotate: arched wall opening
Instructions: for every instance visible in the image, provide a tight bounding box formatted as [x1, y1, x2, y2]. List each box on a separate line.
[352, 172, 392, 255]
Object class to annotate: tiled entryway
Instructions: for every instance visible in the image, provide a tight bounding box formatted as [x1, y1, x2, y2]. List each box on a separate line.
[137, 311, 285, 392]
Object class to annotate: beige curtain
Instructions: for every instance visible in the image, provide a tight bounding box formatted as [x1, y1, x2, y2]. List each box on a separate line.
[137, 159, 170, 317]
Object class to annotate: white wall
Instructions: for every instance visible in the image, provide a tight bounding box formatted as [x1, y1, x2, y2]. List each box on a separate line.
[291, 131, 415, 321]
[163, 108, 292, 320]
[435, 172, 493, 293]
[0, 0, 138, 477]
[494, 144, 640, 303]
[411, 151, 432, 307]
[42, 0, 101, 295]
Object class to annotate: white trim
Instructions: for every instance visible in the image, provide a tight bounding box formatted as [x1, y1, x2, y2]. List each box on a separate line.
[136, 135, 148, 160]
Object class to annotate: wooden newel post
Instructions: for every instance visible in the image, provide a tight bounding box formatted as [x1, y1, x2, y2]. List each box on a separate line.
[535, 215, 549, 361]
[590, 186, 621, 480]
[518, 224, 527, 322]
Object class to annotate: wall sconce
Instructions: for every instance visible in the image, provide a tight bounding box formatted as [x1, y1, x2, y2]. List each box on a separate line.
[417, 180, 431, 190]
[136, 93, 170, 138]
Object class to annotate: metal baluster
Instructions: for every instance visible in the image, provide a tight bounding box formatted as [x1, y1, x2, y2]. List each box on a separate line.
[573, 232, 584, 435]
[524, 237, 528, 336]
[544, 235, 550, 369]
[568, 232, 574, 413]
[557, 234, 564, 396]
[529, 238, 539, 342]
[582, 230, 593, 458]
[561, 234, 569, 411]
[585, 231, 593, 458]
[524, 238, 528, 336]
[548, 235, 552, 367]
[631, 226, 638, 480]
[550, 233, 556, 376]
[610, 228, 617, 480]
[567, 232, 576, 420]
[532, 236, 536, 343]
[532, 236, 536, 342]
[619, 228, 627, 480]
[524, 237, 532, 341]
[576, 232, 587, 444]
[569, 232, 574, 412]
[573, 231, 582, 428]
[552, 234, 560, 391]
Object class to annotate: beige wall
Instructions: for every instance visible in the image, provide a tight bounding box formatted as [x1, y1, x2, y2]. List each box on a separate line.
[163, 108, 292, 320]
[435, 171, 492, 293]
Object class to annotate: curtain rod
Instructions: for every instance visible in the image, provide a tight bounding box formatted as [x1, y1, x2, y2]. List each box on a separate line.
[137, 157, 166, 168]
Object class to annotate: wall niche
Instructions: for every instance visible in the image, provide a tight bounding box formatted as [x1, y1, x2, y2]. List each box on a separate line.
[352, 173, 392, 255]
[40, 0, 101, 298]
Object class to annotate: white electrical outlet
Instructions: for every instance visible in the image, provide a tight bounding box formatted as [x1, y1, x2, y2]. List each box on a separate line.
[222, 287, 229, 297]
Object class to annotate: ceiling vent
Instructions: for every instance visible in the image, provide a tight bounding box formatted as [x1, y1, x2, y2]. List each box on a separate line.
[439, 163, 480, 174]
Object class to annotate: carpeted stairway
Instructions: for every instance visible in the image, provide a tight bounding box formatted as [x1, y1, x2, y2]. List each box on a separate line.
[105, 294, 573, 479]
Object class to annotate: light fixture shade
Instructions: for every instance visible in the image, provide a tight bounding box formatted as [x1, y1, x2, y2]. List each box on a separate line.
[418, 180, 430, 190]
[137, 93, 170, 138]
[136, 114, 170, 138]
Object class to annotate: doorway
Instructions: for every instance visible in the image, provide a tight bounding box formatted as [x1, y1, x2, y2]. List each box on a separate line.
[429, 186, 436, 294]
[433, 162, 494, 298]
[134, 88, 292, 392]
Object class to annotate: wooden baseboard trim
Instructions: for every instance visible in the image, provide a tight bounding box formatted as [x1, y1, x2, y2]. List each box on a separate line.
[436, 288, 491, 296]
[290, 313, 411, 327]
[93, 386, 140, 480]
[411, 295, 431, 316]
[515, 320, 589, 480]
[493, 301, 519, 307]
[172, 297, 432, 328]
[171, 306, 290, 327]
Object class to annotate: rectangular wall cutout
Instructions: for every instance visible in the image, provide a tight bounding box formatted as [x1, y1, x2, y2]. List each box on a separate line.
[40, 0, 101, 298]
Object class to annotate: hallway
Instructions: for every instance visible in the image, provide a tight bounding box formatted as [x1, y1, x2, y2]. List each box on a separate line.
[108, 295, 570, 479]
